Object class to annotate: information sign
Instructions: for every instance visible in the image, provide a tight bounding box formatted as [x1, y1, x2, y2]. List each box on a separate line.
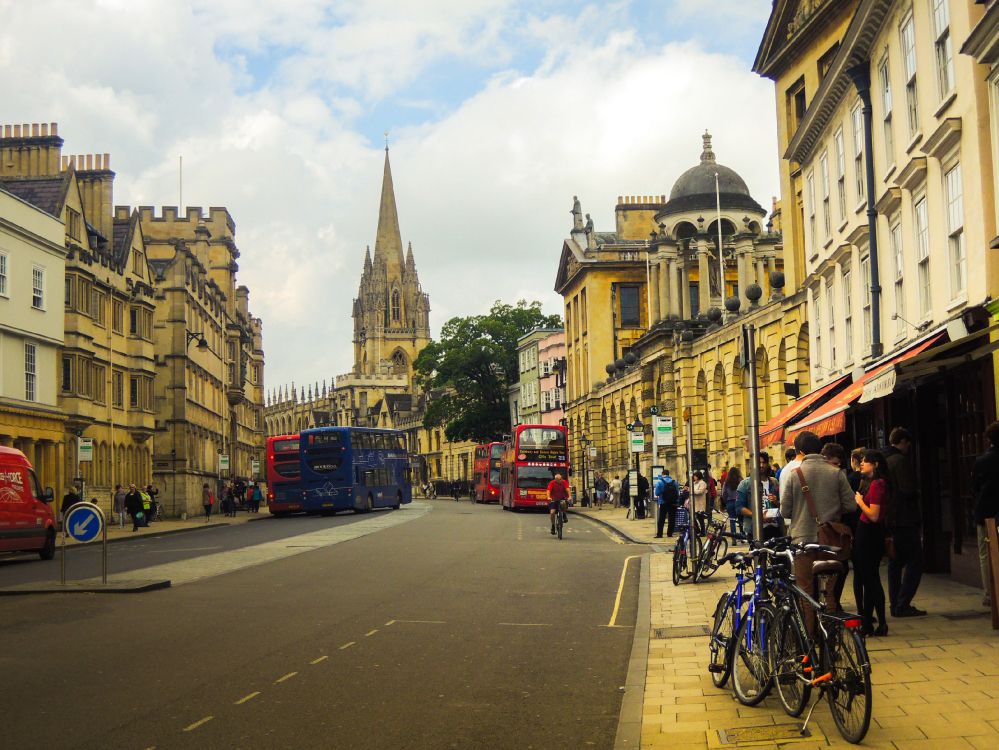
[654, 416, 675, 447]
[629, 432, 645, 453]
[250, 458, 260, 475]
[219, 454, 230, 472]
[77, 437, 94, 463]
[65, 502, 103, 543]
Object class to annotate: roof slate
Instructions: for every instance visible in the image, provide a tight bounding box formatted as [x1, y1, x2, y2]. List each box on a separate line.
[0, 175, 68, 217]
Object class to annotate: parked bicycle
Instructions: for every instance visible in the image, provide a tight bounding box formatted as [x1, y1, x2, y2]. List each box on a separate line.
[693, 513, 735, 582]
[671, 506, 702, 585]
[764, 540, 872, 744]
[706, 547, 752, 688]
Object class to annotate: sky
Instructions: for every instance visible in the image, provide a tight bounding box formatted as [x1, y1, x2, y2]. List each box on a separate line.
[1, 0, 779, 394]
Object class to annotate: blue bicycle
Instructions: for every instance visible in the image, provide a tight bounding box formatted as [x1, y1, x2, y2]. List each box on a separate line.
[671, 507, 702, 585]
[731, 545, 776, 706]
[707, 546, 751, 688]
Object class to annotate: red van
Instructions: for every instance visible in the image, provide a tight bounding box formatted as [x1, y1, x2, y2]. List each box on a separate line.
[0, 446, 56, 559]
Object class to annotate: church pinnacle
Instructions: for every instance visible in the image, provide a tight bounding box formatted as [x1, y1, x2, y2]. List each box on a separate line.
[373, 146, 405, 276]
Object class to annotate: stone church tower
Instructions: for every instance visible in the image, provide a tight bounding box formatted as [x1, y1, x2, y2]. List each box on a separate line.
[352, 146, 431, 380]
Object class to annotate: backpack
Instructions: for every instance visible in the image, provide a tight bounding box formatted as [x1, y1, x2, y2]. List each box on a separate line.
[657, 478, 679, 507]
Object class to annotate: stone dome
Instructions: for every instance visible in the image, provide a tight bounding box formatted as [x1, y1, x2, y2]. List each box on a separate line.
[659, 131, 765, 218]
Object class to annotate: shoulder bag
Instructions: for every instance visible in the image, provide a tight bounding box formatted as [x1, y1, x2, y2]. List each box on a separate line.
[795, 467, 853, 561]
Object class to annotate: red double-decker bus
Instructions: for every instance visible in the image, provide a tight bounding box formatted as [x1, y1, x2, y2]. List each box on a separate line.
[499, 424, 570, 511]
[472, 441, 506, 503]
[266, 434, 302, 516]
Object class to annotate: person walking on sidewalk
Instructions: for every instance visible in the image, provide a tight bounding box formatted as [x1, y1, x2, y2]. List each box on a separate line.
[691, 471, 708, 533]
[594, 473, 609, 510]
[250, 483, 263, 513]
[125, 483, 144, 532]
[202, 483, 214, 522]
[723, 467, 746, 539]
[654, 471, 679, 538]
[609, 475, 622, 509]
[972, 421, 999, 607]
[884, 427, 927, 618]
[113, 484, 127, 529]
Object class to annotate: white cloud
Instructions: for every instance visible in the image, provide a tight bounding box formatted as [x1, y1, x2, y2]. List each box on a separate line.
[0, 0, 778, 392]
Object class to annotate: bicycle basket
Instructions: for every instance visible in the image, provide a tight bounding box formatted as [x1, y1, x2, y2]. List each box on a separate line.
[674, 507, 690, 528]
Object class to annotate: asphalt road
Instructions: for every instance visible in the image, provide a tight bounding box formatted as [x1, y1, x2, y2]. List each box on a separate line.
[1, 499, 640, 749]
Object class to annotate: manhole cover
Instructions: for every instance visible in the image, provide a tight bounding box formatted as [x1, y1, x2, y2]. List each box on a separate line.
[943, 610, 989, 621]
[651, 624, 710, 639]
[717, 724, 811, 744]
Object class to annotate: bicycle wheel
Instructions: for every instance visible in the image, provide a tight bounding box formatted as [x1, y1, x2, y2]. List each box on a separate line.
[700, 537, 729, 581]
[672, 541, 684, 586]
[556, 512, 563, 540]
[731, 604, 775, 706]
[682, 533, 702, 580]
[826, 626, 872, 744]
[708, 592, 735, 688]
[768, 606, 810, 717]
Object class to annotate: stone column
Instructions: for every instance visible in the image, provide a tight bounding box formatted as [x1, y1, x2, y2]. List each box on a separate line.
[658, 256, 669, 320]
[649, 262, 661, 324]
[737, 251, 748, 301]
[756, 258, 766, 287]
[697, 239, 711, 315]
[668, 258, 681, 317]
[680, 263, 690, 319]
[42, 441, 56, 493]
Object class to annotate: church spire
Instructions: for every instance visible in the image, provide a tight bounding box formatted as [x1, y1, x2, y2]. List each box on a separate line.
[373, 146, 405, 274]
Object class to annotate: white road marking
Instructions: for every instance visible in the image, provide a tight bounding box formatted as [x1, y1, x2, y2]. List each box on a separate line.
[365, 629, 378, 637]
[384, 619, 397, 626]
[79, 503, 431, 586]
[310, 655, 328, 665]
[234, 691, 260, 705]
[339, 641, 356, 650]
[275, 671, 298, 684]
[183, 716, 214, 732]
[393, 619, 446, 624]
[497, 622, 552, 627]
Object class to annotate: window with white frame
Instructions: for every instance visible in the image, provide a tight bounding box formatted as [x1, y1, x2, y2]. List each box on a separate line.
[820, 152, 831, 237]
[914, 196, 931, 316]
[31, 267, 45, 309]
[0, 251, 7, 296]
[944, 162, 965, 297]
[890, 220, 905, 335]
[900, 14, 919, 136]
[843, 267, 854, 358]
[861, 255, 872, 348]
[931, 0, 954, 99]
[835, 128, 846, 221]
[807, 172, 817, 251]
[852, 105, 865, 202]
[24, 341, 37, 402]
[878, 54, 894, 167]
[827, 282, 836, 365]
[814, 291, 823, 368]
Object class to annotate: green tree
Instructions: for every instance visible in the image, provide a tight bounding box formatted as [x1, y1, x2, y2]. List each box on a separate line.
[414, 300, 562, 443]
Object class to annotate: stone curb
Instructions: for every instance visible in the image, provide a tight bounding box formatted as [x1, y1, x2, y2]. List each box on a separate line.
[568, 508, 654, 545]
[614, 553, 650, 749]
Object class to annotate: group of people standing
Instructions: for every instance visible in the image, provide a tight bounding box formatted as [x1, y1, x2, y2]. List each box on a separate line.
[202, 478, 263, 520]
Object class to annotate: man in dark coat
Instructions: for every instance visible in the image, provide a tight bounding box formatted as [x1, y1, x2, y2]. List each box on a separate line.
[883, 427, 926, 617]
[972, 421, 999, 607]
[124, 483, 144, 532]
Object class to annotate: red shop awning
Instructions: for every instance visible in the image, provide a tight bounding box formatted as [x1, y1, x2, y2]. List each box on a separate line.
[785, 333, 946, 443]
[758, 374, 850, 448]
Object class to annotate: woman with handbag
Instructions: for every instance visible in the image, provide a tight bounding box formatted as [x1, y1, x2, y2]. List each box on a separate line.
[854, 449, 890, 636]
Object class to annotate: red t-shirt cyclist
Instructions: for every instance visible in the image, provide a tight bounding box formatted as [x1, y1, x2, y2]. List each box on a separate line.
[547, 473, 570, 535]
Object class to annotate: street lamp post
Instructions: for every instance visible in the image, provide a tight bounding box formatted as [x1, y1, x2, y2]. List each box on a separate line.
[581, 435, 591, 506]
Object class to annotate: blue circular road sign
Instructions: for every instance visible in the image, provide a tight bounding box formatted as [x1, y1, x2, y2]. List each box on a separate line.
[65, 503, 104, 543]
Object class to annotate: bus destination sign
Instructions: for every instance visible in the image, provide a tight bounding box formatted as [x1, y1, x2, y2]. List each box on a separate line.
[518, 448, 567, 463]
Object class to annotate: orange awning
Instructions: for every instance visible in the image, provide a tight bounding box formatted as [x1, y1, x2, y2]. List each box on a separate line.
[758, 375, 850, 448]
[785, 333, 946, 443]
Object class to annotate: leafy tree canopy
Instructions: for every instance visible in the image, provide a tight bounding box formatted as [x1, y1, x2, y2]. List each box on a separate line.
[414, 300, 562, 443]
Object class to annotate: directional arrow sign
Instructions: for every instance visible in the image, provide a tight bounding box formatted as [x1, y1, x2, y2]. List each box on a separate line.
[65, 503, 104, 543]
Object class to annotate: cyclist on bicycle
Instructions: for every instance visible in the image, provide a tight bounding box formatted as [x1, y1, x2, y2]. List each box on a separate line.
[547, 472, 570, 535]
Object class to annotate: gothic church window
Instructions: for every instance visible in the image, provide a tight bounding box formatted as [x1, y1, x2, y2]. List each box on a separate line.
[392, 290, 401, 321]
[392, 350, 407, 374]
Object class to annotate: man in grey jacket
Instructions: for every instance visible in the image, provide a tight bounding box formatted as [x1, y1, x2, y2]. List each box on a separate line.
[780, 431, 856, 631]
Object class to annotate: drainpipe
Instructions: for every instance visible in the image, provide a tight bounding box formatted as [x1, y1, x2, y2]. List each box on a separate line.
[847, 61, 884, 359]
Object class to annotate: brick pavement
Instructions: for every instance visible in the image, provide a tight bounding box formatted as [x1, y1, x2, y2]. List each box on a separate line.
[575, 506, 999, 749]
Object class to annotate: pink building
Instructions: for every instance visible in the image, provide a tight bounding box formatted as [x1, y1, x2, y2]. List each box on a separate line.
[537, 330, 566, 426]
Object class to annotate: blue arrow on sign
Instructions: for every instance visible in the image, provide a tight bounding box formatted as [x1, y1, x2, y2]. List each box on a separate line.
[65, 503, 103, 543]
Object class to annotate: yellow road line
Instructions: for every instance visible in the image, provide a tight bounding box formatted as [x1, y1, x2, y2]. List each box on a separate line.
[339, 641, 356, 650]
[608, 555, 641, 627]
[497, 622, 551, 627]
[234, 691, 260, 705]
[274, 671, 298, 684]
[365, 629, 378, 637]
[183, 716, 214, 732]
[310, 655, 328, 665]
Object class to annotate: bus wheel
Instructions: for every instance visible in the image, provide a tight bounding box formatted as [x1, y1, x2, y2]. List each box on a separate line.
[365, 493, 374, 513]
[393, 491, 401, 510]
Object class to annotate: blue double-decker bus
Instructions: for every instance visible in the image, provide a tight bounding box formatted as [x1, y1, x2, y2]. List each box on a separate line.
[299, 427, 412, 513]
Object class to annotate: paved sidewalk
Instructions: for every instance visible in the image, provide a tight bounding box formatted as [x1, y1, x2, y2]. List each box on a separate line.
[573, 504, 664, 544]
[580, 509, 999, 749]
[61, 507, 269, 547]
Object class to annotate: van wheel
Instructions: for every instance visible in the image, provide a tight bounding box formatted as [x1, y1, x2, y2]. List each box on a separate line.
[40, 530, 56, 560]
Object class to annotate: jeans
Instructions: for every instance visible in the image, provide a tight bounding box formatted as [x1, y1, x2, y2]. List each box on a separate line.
[887, 525, 923, 614]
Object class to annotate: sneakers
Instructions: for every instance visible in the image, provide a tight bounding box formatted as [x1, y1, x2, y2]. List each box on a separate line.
[550, 525, 556, 535]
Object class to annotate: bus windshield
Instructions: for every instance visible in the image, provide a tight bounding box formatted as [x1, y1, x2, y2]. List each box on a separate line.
[516, 466, 562, 489]
[518, 427, 566, 449]
[273, 438, 300, 454]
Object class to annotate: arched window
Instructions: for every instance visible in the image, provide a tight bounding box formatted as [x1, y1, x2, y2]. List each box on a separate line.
[391, 290, 401, 321]
[391, 350, 407, 374]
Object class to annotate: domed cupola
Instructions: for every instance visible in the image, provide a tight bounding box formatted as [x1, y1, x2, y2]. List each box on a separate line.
[658, 131, 765, 219]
